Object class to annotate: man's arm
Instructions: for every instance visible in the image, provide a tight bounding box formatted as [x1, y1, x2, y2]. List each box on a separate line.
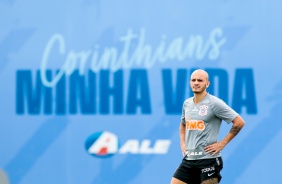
[205, 115, 245, 156]
[179, 123, 186, 156]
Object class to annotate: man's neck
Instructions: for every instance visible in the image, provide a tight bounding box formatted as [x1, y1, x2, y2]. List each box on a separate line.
[193, 92, 207, 104]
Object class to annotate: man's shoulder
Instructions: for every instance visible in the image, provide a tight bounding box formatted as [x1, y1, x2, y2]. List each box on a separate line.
[184, 97, 193, 104]
[206, 93, 231, 112]
[206, 93, 224, 103]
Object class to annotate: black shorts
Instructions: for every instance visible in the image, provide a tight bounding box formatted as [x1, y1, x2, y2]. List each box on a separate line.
[173, 157, 223, 184]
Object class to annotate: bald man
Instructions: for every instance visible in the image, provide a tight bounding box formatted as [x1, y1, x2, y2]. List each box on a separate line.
[170, 69, 245, 184]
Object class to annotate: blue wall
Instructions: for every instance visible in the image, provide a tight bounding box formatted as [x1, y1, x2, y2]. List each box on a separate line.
[1, 0, 282, 183]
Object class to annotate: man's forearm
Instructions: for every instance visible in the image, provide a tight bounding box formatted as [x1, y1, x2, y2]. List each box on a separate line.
[221, 116, 245, 146]
[205, 116, 245, 155]
[221, 125, 242, 145]
[179, 123, 186, 148]
[230, 125, 242, 136]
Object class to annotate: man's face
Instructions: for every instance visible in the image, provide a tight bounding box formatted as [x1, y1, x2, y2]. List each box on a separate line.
[190, 72, 209, 94]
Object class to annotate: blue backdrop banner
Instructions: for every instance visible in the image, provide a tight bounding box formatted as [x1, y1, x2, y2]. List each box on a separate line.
[1, 0, 282, 184]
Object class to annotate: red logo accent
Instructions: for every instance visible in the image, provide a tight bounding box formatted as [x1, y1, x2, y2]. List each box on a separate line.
[199, 105, 208, 116]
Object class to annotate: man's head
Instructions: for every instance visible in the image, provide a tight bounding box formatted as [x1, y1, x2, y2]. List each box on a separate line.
[190, 69, 210, 94]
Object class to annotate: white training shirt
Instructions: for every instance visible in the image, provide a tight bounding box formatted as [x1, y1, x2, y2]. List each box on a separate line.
[181, 93, 238, 160]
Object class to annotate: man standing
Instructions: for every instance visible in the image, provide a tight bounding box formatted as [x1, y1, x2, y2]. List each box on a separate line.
[170, 69, 245, 184]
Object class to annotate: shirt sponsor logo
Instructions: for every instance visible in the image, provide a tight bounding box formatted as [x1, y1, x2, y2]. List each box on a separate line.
[185, 151, 203, 157]
[199, 105, 208, 116]
[186, 120, 205, 130]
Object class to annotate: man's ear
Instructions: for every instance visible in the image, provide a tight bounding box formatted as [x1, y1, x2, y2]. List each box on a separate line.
[206, 81, 210, 88]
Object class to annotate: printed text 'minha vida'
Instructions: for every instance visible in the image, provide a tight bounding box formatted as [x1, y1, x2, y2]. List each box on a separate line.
[16, 68, 257, 115]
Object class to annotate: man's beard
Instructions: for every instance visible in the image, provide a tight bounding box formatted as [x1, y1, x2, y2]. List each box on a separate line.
[192, 87, 206, 94]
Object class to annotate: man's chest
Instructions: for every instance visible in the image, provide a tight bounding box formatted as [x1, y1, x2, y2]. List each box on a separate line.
[184, 103, 214, 122]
